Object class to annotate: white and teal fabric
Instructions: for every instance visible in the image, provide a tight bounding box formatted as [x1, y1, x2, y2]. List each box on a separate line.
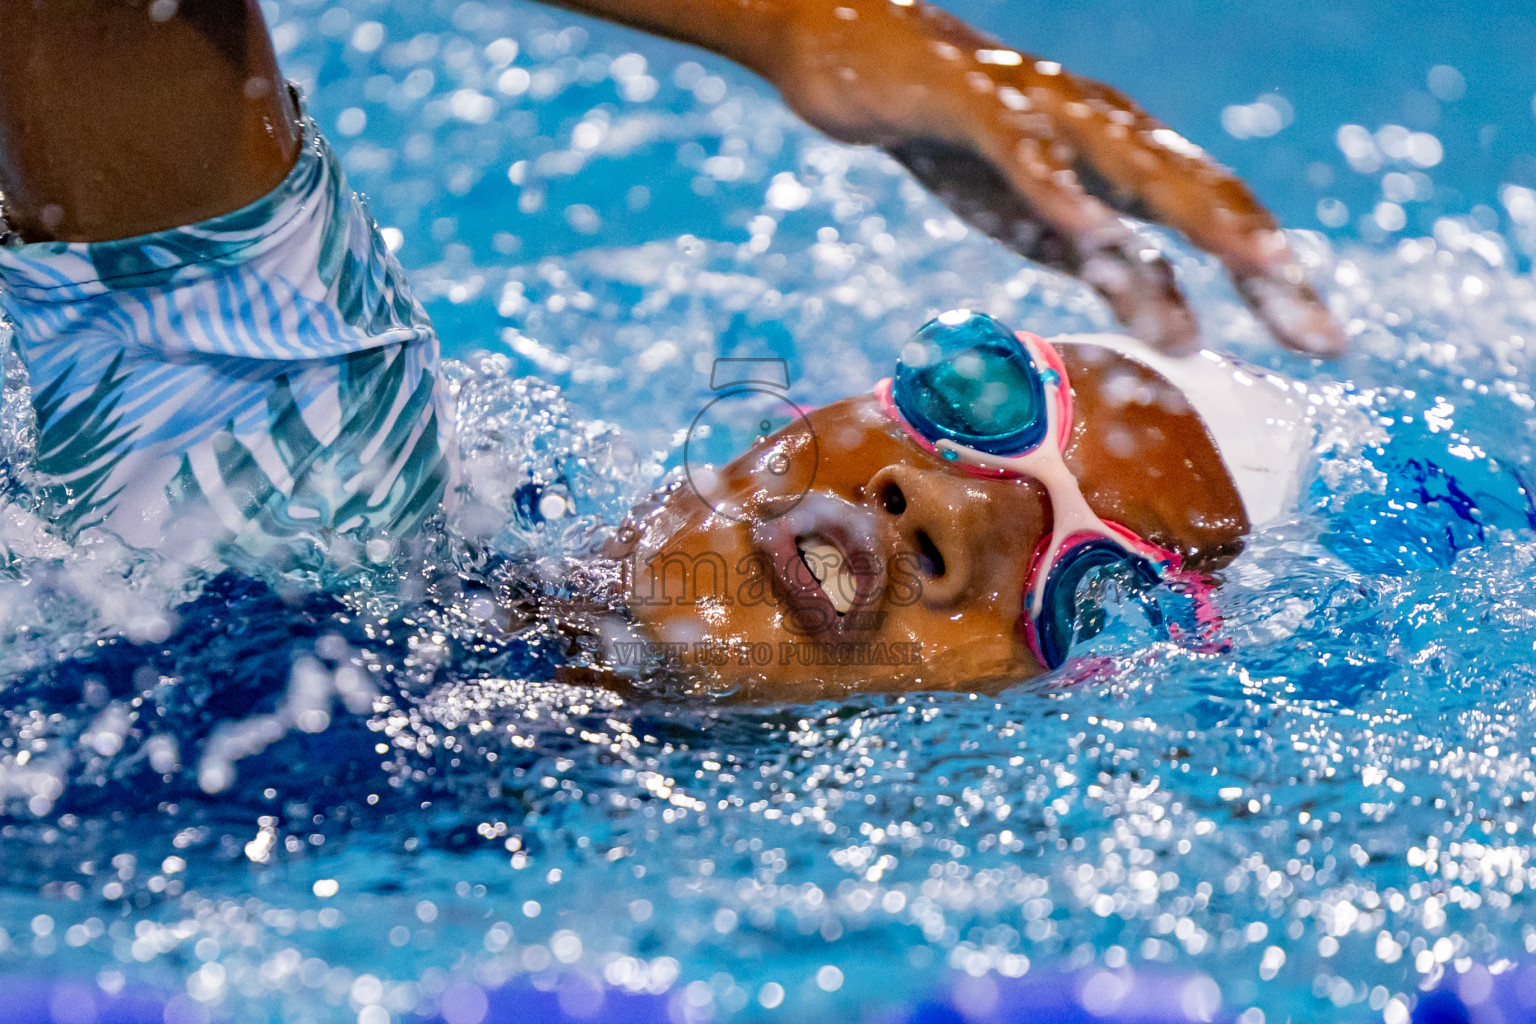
[0, 106, 451, 563]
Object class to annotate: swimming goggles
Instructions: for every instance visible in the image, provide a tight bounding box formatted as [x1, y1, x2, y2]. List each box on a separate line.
[875, 310, 1190, 669]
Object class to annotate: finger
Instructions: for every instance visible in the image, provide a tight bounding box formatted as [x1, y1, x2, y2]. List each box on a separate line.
[1010, 71, 1346, 356]
[891, 137, 1200, 355]
[1232, 267, 1345, 357]
[887, 138, 1050, 257]
[1074, 219, 1200, 356]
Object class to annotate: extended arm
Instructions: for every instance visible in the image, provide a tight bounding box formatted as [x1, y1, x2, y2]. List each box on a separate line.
[0, 0, 1342, 356]
[549, 0, 1343, 357]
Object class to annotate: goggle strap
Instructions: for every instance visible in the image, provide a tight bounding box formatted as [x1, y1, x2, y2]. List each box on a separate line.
[935, 435, 1150, 616]
[1017, 331, 1074, 455]
[876, 321, 1193, 667]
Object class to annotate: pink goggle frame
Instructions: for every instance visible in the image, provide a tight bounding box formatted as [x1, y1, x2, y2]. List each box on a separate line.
[874, 329, 1217, 668]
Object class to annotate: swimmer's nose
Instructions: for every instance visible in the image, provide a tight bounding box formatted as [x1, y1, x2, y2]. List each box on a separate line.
[867, 464, 1025, 608]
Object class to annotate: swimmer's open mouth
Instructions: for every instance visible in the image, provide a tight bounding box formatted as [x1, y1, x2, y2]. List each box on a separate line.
[751, 506, 884, 640]
[796, 535, 856, 615]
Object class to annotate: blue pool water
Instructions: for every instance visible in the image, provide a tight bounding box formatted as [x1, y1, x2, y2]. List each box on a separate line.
[4, 2, 1536, 1023]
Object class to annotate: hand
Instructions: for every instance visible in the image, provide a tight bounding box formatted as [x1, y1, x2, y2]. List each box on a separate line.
[768, 1, 1344, 357]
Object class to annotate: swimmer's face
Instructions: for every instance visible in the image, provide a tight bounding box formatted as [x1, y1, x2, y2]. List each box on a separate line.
[616, 347, 1247, 699]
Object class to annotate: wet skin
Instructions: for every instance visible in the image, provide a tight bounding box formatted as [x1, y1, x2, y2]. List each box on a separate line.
[0, 0, 301, 242]
[619, 342, 1248, 700]
[0, 1, 1340, 355]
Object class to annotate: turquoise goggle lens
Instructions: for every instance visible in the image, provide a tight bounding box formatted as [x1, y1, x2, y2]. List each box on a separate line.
[892, 311, 1049, 456]
[1033, 539, 1161, 669]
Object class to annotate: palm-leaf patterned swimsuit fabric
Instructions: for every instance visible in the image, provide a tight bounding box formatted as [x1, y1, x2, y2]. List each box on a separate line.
[0, 109, 452, 565]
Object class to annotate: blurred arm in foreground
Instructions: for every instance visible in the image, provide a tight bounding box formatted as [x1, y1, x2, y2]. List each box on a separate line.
[551, 0, 1345, 357]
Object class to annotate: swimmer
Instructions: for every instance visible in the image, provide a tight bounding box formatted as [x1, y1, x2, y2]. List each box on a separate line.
[0, 2, 1343, 692]
[612, 307, 1317, 697]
